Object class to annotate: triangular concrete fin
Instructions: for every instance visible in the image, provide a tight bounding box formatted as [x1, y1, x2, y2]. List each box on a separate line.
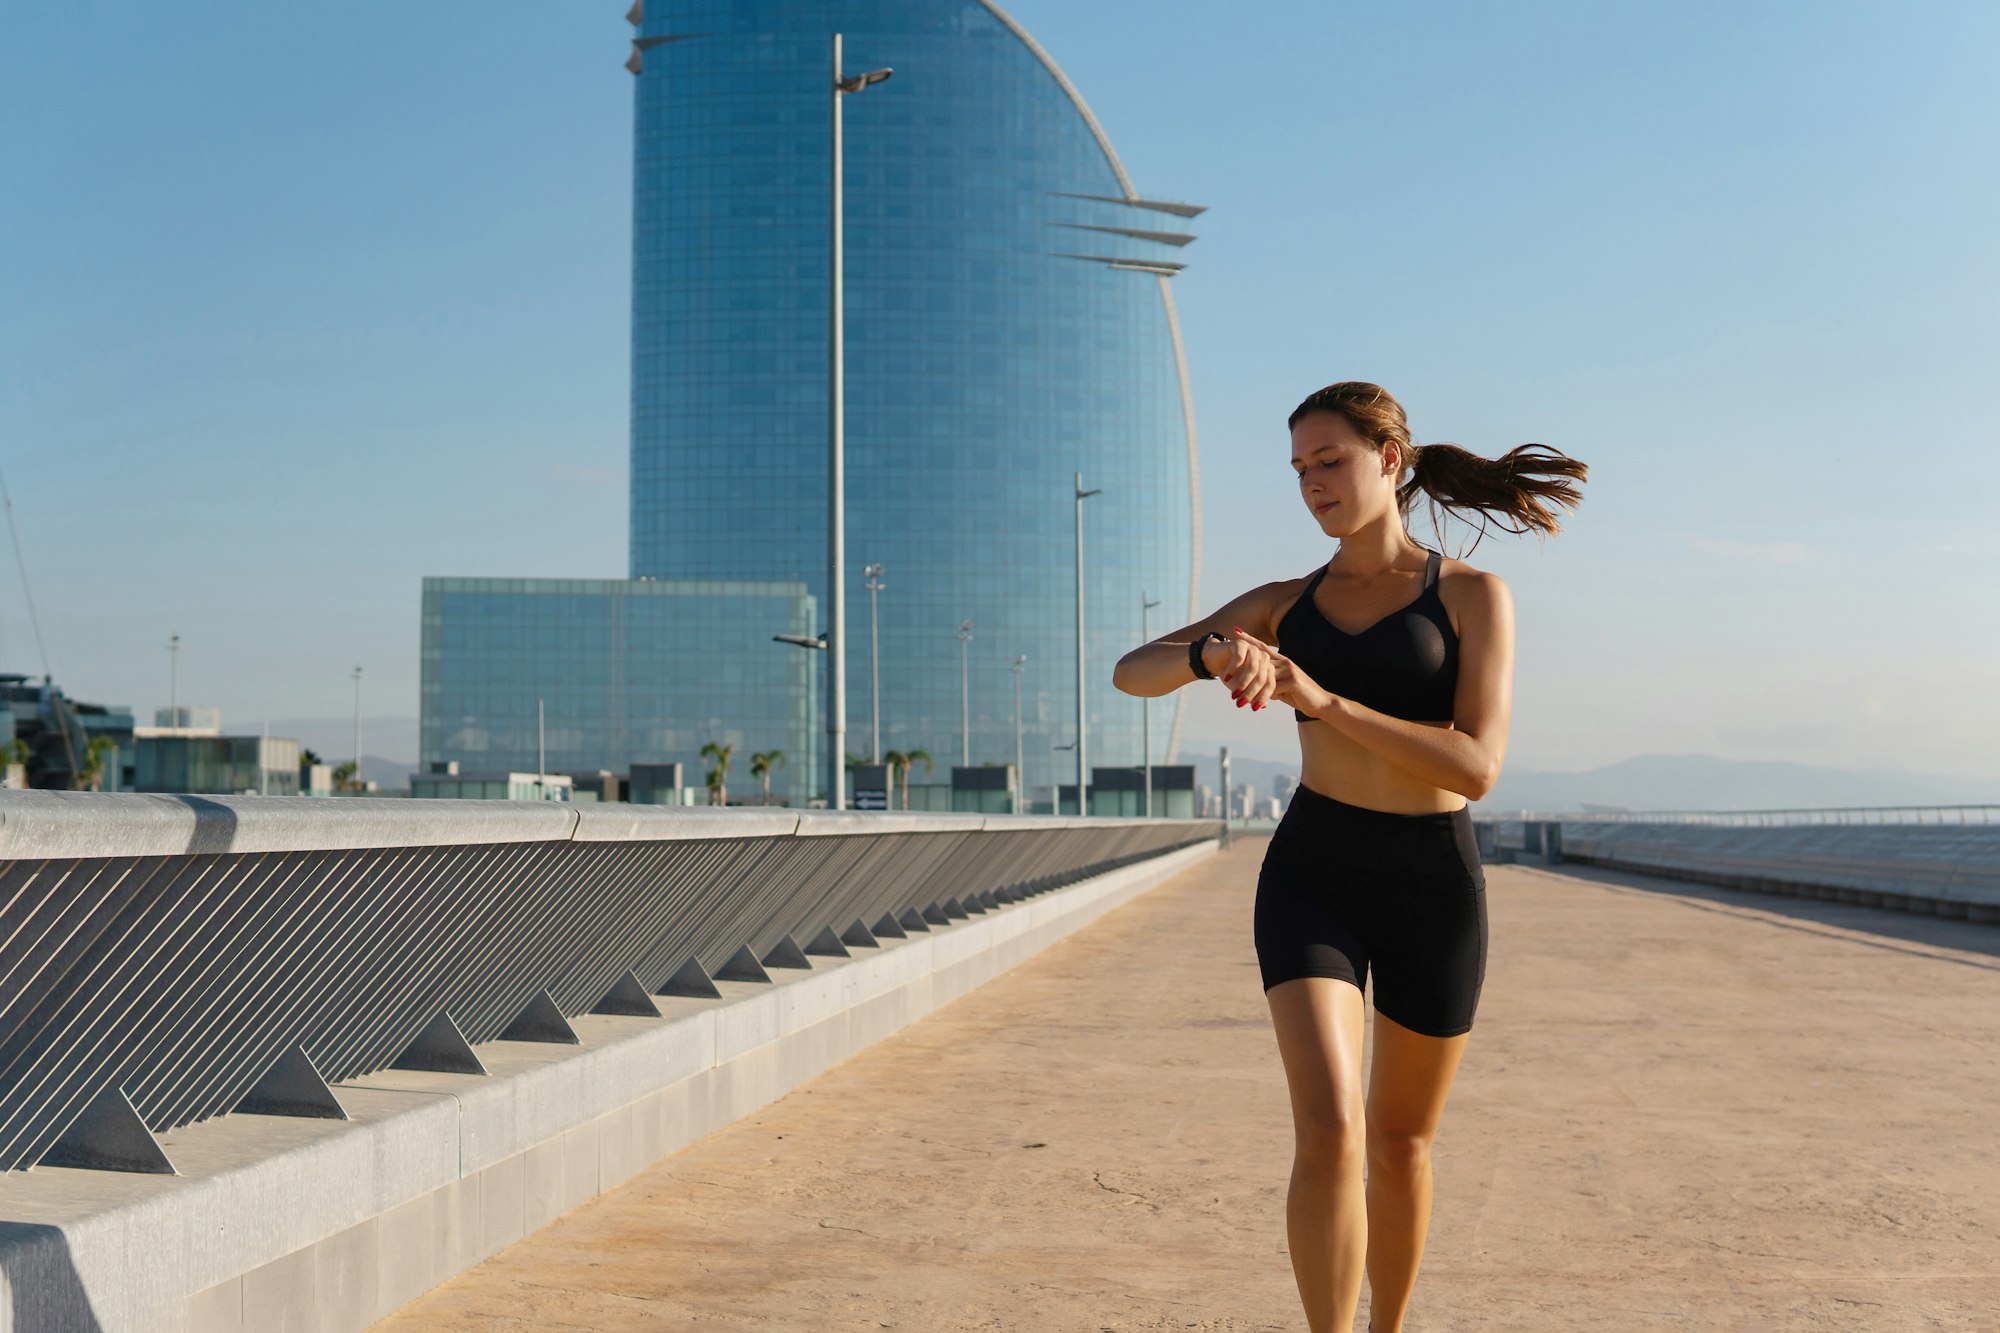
[803, 925, 851, 958]
[499, 989, 582, 1044]
[961, 893, 989, 915]
[591, 971, 662, 1017]
[392, 1011, 488, 1075]
[871, 912, 908, 939]
[236, 1046, 348, 1120]
[840, 918, 881, 949]
[897, 907, 931, 933]
[715, 944, 773, 984]
[940, 897, 967, 919]
[977, 890, 1000, 910]
[39, 1086, 176, 1174]
[922, 902, 951, 926]
[761, 933, 812, 970]
[659, 956, 722, 998]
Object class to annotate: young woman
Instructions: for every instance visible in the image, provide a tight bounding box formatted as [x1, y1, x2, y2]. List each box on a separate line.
[1112, 381, 1586, 1332]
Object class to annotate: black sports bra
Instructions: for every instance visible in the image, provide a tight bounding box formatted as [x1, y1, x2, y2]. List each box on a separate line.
[1275, 548, 1459, 723]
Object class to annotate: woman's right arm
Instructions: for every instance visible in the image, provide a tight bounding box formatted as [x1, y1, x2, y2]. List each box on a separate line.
[1111, 582, 1293, 700]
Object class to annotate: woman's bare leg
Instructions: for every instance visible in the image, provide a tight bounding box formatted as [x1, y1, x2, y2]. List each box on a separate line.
[1361, 1010, 1470, 1332]
[1266, 976, 1369, 1333]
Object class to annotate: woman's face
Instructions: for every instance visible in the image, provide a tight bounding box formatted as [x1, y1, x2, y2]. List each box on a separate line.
[1291, 411, 1395, 538]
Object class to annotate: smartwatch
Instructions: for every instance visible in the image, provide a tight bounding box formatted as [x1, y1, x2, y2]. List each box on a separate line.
[1188, 632, 1227, 680]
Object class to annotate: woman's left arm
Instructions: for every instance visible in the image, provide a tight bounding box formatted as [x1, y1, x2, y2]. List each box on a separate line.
[1239, 571, 1514, 801]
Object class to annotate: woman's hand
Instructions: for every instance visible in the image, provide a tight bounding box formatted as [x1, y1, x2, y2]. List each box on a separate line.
[1221, 627, 1336, 718]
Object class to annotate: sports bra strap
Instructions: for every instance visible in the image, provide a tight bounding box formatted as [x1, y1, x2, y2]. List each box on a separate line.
[1423, 548, 1440, 589]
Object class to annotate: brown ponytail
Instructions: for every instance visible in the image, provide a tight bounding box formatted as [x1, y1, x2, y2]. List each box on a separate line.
[1288, 381, 1587, 551]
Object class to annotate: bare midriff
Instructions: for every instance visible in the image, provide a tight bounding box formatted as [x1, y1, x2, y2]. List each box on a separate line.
[1296, 717, 1467, 815]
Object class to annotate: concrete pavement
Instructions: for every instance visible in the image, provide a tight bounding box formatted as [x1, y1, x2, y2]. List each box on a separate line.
[373, 837, 2000, 1331]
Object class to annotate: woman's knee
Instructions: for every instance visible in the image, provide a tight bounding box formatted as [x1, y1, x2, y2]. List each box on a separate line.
[1365, 1127, 1433, 1179]
[1293, 1100, 1366, 1170]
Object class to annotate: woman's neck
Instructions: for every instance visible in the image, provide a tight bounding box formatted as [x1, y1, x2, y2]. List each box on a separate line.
[1331, 517, 1425, 580]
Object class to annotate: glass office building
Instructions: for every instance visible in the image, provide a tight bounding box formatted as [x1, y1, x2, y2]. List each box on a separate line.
[423, 2, 1200, 806]
[421, 578, 819, 804]
[628, 0, 1201, 804]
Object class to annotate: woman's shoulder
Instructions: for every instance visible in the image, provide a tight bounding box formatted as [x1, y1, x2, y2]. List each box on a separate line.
[1434, 553, 1512, 628]
[1436, 551, 1509, 593]
[1209, 575, 1317, 641]
[1257, 573, 1322, 637]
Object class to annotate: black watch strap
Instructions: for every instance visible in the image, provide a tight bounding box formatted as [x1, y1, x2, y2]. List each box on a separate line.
[1189, 632, 1225, 680]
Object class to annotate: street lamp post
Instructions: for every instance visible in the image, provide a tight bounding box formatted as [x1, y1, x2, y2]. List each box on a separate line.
[1011, 655, 1027, 812]
[1220, 743, 1232, 847]
[957, 620, 973, 767]
[863, 562, 885, 761]
[350, 665, 363, 795]
[828, 35, 892, 811]
[166, 634, 180, 727]
[1140, 592, 1160, 817]
[1073, 473, 1101, 816]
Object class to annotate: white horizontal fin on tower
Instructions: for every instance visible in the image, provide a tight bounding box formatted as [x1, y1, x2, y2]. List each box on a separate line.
[1056, 222, 1197, 247]
[1053, 192, 1207, 218]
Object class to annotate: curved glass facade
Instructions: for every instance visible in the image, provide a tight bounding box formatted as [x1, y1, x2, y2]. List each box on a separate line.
[631, 0, 1199, 805]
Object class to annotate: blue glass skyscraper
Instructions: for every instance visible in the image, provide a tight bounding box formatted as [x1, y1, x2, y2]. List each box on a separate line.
[627, 0, 1201, 804]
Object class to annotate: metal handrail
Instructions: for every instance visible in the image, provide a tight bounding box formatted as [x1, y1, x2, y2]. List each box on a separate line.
[1480, 805, 2000, 828]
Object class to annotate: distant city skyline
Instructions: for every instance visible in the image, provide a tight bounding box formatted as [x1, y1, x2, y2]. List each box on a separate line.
[4, 1, 1995, 782]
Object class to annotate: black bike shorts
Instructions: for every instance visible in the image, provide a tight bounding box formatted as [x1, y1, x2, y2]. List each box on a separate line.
[1254, 784, 1487, 1038]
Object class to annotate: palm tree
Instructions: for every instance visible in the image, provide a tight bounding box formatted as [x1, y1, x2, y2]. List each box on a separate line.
[73, 736, 118, 792]
[0, 738, 26, 791]
[901, 748, 933, 811]
[700, 740, 736, 806]
[331, 760, 359, 794]
[881, 749, 907, 810]
[750, 749, 786, 804]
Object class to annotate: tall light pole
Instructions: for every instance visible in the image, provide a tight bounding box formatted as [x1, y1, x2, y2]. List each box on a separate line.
[166, 634, 180, 727]
[350, 664, 363, 795]
[828, 35, 892, 812]
[956, 620, 973, 766]
[1220, 743, 1232, 847]
[1140, 592, 1160, 817]
[863, 562, 885, 761]
[1073, 473, 1101, 816]
[1011, 655, 1027, 811]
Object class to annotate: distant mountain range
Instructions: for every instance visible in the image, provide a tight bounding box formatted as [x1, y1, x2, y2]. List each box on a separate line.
[267, 716, 418, 792]
[1181, 747, 1998, 815]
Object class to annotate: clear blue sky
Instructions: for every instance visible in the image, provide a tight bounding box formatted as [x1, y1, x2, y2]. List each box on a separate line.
[3, 1, 1995, 779]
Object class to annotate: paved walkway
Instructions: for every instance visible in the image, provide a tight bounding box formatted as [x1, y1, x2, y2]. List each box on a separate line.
[374, 839, 2000, 1331]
